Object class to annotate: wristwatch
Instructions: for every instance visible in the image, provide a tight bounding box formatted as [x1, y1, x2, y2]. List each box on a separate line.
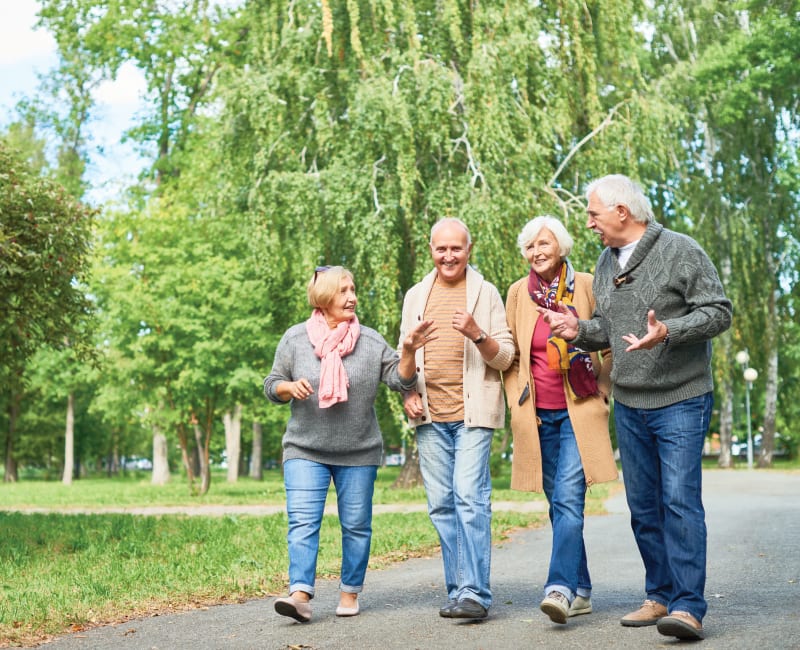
[473, 330, 487, 345]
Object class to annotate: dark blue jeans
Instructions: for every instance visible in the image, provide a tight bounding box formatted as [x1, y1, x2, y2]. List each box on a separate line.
[538, 408, 591, 602]
[614, 392, 712, 621]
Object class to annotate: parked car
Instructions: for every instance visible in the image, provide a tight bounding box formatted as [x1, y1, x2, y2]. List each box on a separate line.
[122, 457, 153, 470]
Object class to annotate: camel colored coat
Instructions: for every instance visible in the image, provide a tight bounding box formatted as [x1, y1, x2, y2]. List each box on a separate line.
[503, 272, 618, 492]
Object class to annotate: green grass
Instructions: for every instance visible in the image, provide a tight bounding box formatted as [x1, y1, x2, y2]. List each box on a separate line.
[0, 466, 545, 510]
[0, 509, 545, 646]
[0, 466, 612, 646]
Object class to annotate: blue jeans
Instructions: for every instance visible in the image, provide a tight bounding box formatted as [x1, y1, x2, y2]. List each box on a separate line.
[416, 422, 493, 608]
[615, 393, 712, 621]
[283, 458, 377, 597]
[538, 408, 590, 603]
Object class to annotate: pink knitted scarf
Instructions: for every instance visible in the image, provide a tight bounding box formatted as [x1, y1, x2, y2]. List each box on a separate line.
[305, 308, 361, 408]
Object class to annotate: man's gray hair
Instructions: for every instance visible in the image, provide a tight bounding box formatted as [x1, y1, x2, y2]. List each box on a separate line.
[430, 217, 472, 245]
[585, 174, 654, 224]
[517, 216, 573, 259]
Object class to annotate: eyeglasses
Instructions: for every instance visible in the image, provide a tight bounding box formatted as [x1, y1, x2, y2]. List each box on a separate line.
[314, 265, 330, 282]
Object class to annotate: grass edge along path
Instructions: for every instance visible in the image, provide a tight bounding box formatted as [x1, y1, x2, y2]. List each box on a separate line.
[0, 509, 557, 647]
[0, 472, 617, 648]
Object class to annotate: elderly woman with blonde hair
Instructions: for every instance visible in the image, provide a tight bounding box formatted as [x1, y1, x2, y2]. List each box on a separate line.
[503, 217, 617, 625]
[264, 265, 435, 623]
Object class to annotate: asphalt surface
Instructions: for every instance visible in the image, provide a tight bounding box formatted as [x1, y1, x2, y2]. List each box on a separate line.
[42, 470, 800, 650]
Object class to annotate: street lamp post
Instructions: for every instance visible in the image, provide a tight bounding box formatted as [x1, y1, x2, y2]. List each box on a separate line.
[735, 350, 759, 470]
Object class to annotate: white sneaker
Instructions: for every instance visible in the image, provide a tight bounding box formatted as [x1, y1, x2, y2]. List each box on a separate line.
[569, 595, 592, 617]
[540, 591, 569, 624]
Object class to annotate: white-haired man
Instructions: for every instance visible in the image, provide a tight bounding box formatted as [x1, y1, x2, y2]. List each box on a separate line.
[541, 174, 732, 641]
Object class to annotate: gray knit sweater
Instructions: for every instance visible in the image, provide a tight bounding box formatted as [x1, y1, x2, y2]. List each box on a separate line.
[574, 222, 732, 409]
[264, 322, 417, 466]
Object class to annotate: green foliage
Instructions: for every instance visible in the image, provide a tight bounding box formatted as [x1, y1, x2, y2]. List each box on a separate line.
[220, 0, 665, 333]
[8, 0, 799, 477]
[0, 143, 96, 376]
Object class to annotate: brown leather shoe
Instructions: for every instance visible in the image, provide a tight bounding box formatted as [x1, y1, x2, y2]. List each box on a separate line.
[657, 610, 705, 640]
[620, 599, 668, 627]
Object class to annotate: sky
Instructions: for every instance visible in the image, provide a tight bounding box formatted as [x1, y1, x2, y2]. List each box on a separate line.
[0, 0, 146, 204]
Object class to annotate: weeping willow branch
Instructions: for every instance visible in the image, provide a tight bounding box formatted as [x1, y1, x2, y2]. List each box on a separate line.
[451, 122, 485, 189]
[372, 154, 386, 216]
[546, 100, 628, 217]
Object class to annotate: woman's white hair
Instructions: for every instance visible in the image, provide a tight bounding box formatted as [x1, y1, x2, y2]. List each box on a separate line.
[585, 174, 654, 224]
[517, 216, 573, 259]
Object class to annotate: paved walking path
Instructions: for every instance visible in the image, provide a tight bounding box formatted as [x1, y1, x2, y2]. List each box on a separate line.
[43, 470, 800, 649]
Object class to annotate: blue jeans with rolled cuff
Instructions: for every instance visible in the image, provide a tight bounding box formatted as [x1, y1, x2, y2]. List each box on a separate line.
[283, 458, 377, 597]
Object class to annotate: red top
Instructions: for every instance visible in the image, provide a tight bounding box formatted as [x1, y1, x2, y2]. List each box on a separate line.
[531, 317, 567, 409]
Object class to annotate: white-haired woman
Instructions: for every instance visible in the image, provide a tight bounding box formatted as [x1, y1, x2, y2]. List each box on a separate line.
[503, 216, 617, 625]
[264, 265, 435, 623]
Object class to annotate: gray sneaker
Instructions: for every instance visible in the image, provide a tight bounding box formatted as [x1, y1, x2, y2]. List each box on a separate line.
[540, 591, 570, 624]
[569, 595, 592, 617]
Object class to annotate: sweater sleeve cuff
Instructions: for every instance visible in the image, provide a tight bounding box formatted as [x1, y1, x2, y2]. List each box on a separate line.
[399, 373, 418, 392]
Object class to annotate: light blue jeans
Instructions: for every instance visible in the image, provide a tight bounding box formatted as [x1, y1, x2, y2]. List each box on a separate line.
[283, 458, 377, 597]
[416, 422, 494, 608]
[537, 408, 591, 603]
[614, 393, 712, 621]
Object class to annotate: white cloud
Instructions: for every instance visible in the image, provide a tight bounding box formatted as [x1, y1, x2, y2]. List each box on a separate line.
[94, 62, 147, 108]
[0, 0, 55, 66]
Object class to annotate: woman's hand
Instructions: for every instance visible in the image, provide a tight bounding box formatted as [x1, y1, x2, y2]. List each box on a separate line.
[277, 378, 314, 402]
[403, 319, 438, 352]
[399, 320, 436, 382]
[537, 303, 579, 340]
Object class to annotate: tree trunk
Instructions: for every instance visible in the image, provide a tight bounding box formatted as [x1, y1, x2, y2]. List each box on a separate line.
[62, 392, 75, 485]
[717, 330, 734, 468]
[392, 442, 424, 488]
[249, 421, 263, 480]
[4, 392, 20, 483]
[223, 404, 242, 483]
[758, 305, 779, 468]
[195, 422, 211, 495]
[717, 384, 734, 468]
[108, 437, 120, 476]
[151, 426, 170, 485]
[716, 241, 734, 468]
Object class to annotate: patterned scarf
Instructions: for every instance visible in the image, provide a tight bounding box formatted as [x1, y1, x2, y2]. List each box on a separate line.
[305, 308, 361, 408]
[528, 260, 598, 399]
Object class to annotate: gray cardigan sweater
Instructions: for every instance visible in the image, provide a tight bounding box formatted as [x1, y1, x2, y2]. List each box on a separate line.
[264, 322, 417, 466]
[574, 222, 732, 409]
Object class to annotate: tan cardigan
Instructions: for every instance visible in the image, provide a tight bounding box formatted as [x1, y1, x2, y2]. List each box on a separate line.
[399, 266, 515, 430]
[503, 272, 618, 492]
